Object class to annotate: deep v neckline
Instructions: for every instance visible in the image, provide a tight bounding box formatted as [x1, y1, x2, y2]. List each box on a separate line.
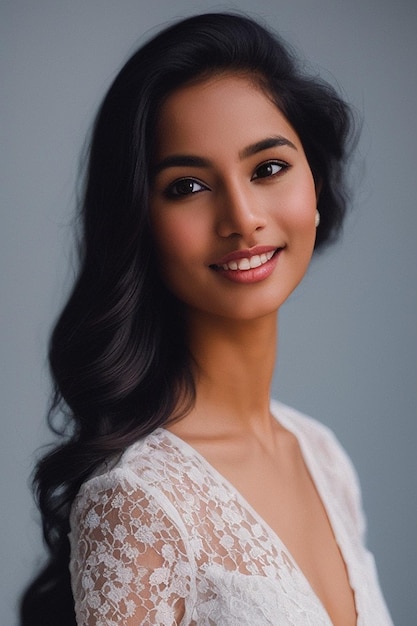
[159, 402, 359, 625]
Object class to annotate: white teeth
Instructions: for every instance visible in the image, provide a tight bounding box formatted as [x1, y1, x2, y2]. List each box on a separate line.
[239, 258, 251, 270]
[249, 255, 262, 268]
[221, 249, 276, 271]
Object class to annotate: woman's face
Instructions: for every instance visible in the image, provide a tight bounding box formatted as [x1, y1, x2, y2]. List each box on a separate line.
[150, 74, 318, 322]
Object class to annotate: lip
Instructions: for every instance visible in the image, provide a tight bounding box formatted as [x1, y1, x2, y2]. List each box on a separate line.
[209, 246, 283, 284]
[210, 245, 279, 267]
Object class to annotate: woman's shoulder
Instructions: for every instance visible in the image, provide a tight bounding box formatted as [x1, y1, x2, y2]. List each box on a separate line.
[75, 428, 183, 499]
[70, 429, 201, 551]
[271, 399, 352, 464]
[272, 399, 366, 536]
[72, 426, 216, 524]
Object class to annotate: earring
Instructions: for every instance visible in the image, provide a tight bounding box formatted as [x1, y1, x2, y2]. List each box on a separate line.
[315, 211, 320, 228]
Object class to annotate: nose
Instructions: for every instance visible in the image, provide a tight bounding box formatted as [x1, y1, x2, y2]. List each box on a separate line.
[216, 181, 266, 240]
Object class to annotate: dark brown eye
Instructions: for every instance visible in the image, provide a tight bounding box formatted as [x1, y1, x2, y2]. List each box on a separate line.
[166, 178, 207, 198]
[252, 161, 287, 180]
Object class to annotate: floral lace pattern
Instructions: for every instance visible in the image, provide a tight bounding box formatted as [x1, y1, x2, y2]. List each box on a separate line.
[69, 401, 393, 625]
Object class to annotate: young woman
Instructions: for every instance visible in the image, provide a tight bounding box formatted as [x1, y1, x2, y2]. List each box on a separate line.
[21, 13, 393, 626]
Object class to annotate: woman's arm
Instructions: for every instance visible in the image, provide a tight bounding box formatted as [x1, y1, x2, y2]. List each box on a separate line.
[69, 471, 193, 625]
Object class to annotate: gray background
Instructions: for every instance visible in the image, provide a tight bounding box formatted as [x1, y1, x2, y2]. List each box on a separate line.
[1, 0, 416, 624]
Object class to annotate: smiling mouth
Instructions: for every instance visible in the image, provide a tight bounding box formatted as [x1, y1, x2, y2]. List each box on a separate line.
[210, 248, 281, 271]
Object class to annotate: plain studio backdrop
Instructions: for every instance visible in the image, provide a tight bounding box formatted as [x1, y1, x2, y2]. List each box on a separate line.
[1, 1, 416, 624]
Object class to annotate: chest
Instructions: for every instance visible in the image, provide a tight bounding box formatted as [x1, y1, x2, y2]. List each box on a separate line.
[188, 440, 357, 626]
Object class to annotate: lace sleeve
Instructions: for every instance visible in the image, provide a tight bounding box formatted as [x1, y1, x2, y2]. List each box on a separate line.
[69, 469, 194, 626]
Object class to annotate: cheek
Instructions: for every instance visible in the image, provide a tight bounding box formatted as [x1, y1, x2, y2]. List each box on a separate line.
[298, 169, 317, 207]
[151, 210, 209, 270]
[279, 182, 318, 275]
[282, 175, 317, 231]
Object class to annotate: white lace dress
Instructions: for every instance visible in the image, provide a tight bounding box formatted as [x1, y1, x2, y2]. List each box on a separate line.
[69, 401, 393, 625]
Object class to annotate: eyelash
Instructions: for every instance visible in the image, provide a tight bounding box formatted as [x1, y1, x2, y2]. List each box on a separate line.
[164, 159, 290, 199]
[164, 178, 208, 199]
[251, 160, 289, 180]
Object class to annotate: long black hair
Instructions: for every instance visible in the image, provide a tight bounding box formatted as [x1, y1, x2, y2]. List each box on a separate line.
[21, 12, 356, 625]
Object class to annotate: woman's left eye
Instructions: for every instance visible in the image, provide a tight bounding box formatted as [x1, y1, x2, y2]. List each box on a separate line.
[251, 161, 288, 180]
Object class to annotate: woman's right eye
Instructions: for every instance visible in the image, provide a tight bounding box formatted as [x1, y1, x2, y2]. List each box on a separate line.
[165, 178, 208, 198]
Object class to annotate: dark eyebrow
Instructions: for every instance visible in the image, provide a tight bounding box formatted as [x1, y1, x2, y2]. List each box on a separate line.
[152, 155, 211, 176]
[152, 135, 297, 176]
[239, 136, 297, 159]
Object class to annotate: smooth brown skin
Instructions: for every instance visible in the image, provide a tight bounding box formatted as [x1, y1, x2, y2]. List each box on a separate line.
[150, 75, 357, 626]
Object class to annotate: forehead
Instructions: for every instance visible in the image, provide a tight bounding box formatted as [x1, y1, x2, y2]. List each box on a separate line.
[154, 74, 302, 158]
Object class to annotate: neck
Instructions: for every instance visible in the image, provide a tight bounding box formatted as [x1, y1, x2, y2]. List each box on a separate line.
[183, 309, 278, 436]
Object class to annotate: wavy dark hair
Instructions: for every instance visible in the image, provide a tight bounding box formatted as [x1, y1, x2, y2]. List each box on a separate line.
[21, 12, 356, 625]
